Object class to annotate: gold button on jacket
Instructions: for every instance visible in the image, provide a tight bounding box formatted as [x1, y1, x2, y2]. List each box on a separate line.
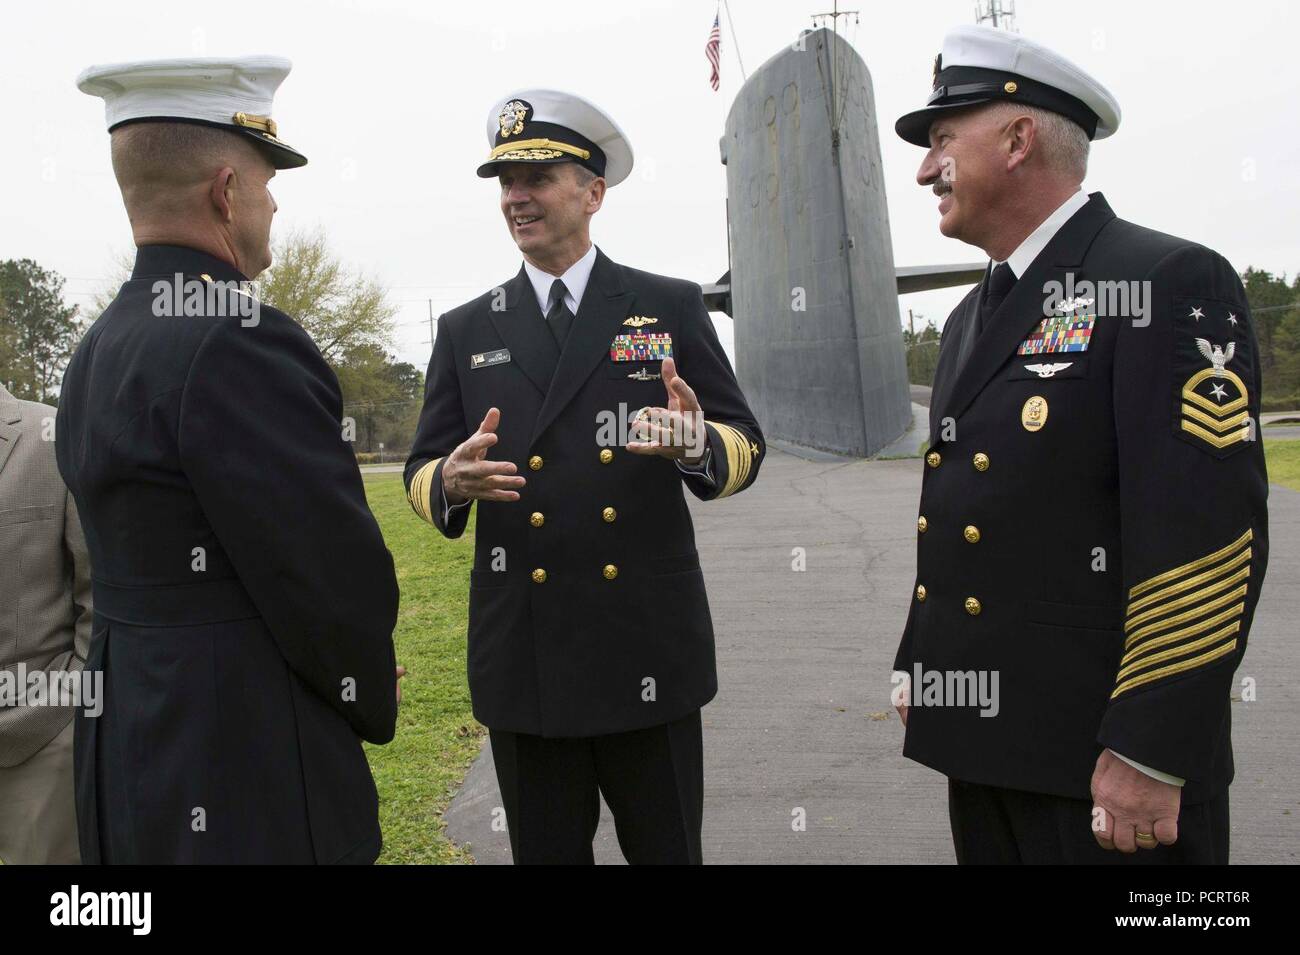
[917, 515, 928, 533]
[528, 455, 544, 471]
[972, 453, 990, 472]
[926, 451, 942, 468]
[963, 525, 980, 543]
[602, 506, 617, 523]
[599, 448, 614, 464]
[603, 564, 618, 580]
[531, 568, 547, 584]
[964, 596, 982, 615]
[529, 512, 545, 527]
[916, 584, 927, 602]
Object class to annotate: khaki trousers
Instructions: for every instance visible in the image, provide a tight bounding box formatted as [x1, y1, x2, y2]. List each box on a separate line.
[0, 718, 80, 864]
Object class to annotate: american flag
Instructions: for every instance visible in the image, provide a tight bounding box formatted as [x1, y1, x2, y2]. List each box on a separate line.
[705, 11, 721, 91]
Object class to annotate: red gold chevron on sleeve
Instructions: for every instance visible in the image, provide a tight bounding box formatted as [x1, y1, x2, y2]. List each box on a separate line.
[1111, 528, 1252, 699]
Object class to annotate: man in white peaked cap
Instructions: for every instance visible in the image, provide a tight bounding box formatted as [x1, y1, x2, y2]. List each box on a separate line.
[891, 25, 1267, 864]
[404, 89, 765, 864]
[57, 56, 401, 863]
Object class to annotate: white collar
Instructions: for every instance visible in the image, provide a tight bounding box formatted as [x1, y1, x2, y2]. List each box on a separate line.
[523, 243, 598, 315]
[996, 188, 1089, 279]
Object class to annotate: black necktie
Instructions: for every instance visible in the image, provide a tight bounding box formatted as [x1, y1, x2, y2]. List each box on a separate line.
[953, 262, 1017, 379]
[546, 278, 574, 346]
[976, 262, 1017, 337]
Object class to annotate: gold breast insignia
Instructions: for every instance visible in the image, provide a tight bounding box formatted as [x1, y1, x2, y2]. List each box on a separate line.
[1021, 395, 1048, 432]
[623, 315, 658, 328]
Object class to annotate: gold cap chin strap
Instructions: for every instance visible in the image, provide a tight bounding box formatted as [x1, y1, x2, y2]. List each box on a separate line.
[488, 137, 591, 161]
[233, 111, 279, 139]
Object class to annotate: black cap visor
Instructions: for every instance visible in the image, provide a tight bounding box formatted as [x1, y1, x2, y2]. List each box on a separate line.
[895, 66, 1099, 147]
[109, 116, 307, 168]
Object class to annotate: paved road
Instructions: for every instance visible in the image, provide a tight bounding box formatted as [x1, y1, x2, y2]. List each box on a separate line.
[441, 450, 1300, 864]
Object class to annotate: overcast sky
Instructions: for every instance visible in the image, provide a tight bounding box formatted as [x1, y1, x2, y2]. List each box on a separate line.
[3, 0, 1298, 371]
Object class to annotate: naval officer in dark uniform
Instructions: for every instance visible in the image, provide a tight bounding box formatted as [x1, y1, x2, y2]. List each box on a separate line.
[59, 57, 400, 863]
[890, 26, 1268, 863]
[405, 89, 763, 864]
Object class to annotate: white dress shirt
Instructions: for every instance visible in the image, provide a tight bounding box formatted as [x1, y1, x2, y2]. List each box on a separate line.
[523, 242, 597, 315]
[994, 187, 1089, 280]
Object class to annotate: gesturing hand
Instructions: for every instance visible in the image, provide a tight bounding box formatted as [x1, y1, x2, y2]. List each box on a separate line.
[626, 357, 706, 464]
[442, 407, 526, 504]
[1090, 748, 1181, 853]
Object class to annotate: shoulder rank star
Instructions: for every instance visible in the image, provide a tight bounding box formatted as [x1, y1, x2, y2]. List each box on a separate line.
[623, 315, 658, 328]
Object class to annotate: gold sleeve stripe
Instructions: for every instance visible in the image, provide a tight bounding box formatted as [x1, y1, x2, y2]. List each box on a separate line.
[1115, 620, 1242, 683]
[406, 458, 442, 525]
[1124, 583, 1248, 650]
[1125, 545, 1252, 615]
[1111, 637, 1238, 700]
[406, 462, 428, 522]
[1124, 565, 1250, 633]
[1128, 529, 1253, 599]
[1111, 528, 1254, 698]
[710, 422, 754, 499]
[1122, 602, 1245, 665]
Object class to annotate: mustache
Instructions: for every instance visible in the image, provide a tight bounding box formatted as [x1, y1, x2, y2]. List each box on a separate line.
[932, 181, 952, 197]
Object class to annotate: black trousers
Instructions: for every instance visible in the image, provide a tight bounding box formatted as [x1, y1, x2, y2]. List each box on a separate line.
[490, 710, 704, 865]
[948, 778, 1230, 865]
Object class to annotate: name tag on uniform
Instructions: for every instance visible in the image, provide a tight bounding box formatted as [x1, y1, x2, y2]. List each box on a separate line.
[470, 348, 510, 369]
[610, 332, 672, 361]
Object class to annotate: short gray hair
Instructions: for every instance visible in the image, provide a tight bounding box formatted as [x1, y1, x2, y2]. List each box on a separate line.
[987, 102, 1089, 181]
[569, 162, 598, 187]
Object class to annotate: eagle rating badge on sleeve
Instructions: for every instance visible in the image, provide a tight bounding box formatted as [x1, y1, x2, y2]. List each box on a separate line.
[1174, 299, 1253, 457]
[610, 331, 672, 362]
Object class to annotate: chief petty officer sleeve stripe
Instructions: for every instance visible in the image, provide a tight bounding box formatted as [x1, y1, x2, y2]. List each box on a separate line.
[708, 421, 757, 499]
[1110, 528, 1252, 699]
[406, 458, 443, 525]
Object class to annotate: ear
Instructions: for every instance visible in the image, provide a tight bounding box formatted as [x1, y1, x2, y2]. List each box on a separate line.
[585, 176, 606, 215]
[210, 166, 237, 223]
[1005, 115, 1036, 173]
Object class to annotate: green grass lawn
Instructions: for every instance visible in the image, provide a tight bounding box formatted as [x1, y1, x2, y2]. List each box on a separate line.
[360, 472, 482, 864]
[1265, 438, 1300, 492]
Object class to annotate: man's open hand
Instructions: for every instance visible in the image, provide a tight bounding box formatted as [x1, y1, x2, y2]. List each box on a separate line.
[626, 357, 705, 463]
[1090, 748, 1181, 853]
[442, 407, 526, 504]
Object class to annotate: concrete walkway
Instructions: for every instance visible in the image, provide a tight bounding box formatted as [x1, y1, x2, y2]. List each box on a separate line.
[442, 450, 1300, 864]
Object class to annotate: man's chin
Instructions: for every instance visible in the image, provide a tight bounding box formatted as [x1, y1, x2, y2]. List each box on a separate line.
[511, 230, 540, 254]
[937, 211, 962, 241]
